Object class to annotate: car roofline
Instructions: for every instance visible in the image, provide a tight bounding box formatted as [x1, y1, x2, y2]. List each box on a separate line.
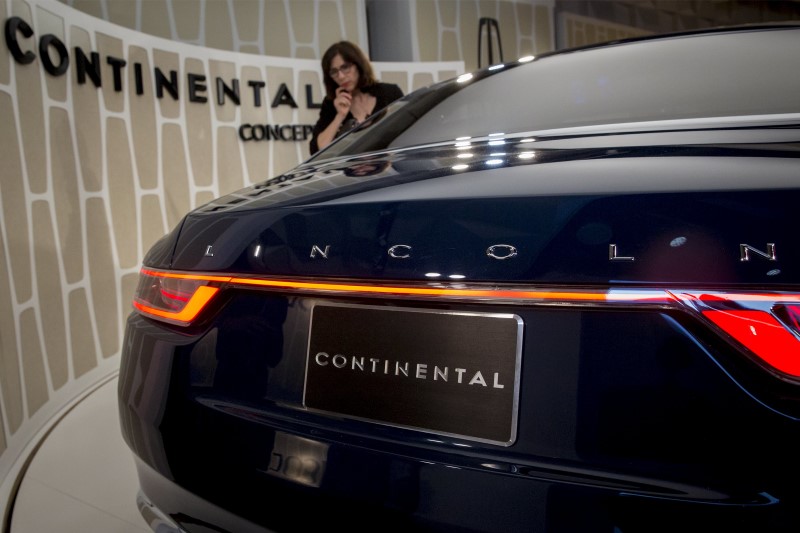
[314, 112, 800, 163]
[532, 22, 800, 62]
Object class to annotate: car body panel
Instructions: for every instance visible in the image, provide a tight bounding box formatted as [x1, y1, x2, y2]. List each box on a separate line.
[119, 25, 800, 532]
[167, 140, 800, 286]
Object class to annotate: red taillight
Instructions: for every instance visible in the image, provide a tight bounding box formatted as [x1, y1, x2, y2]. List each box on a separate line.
[132, 269, 228, 326]
[670, 292, 800, 378]
[702, 309, 800, 377]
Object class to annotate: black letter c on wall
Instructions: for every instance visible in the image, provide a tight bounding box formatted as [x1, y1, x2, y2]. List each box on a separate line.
[5, 16, 36, 64]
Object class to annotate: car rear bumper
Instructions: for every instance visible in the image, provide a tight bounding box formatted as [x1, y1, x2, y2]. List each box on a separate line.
[135, 457, 271, 533]
[129, 431, 794, 533]
[119, 292, 800, 532]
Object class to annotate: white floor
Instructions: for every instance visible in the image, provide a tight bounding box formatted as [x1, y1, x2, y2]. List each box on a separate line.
[9, 375, 151, 532]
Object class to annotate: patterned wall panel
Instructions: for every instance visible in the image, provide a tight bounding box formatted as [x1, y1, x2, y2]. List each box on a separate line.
[412, 0, 555, 72]
[558, 11, 650, 48]
[0, 0, 464, 514]
[64, 0, 370, 57]
[64, 0, 555, 73]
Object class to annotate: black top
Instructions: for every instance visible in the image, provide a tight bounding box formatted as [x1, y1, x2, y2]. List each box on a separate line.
[309, 82, 404, 155]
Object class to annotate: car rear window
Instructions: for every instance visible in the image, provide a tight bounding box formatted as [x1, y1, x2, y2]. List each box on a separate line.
[311, 27, 800, 161]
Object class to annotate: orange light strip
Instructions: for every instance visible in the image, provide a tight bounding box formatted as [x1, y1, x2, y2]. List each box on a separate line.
[228, 276, 627, 300]
[138, 268, 628, 301]
[140, 268, 231, 283]
[226, 276, 683, 303]
[137, 269, 800, 307]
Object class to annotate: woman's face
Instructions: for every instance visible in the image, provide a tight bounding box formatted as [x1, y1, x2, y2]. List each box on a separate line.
[329, 54, 358, 91]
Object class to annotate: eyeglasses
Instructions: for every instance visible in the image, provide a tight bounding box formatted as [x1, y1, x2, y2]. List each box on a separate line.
[329, 62, 354, 78]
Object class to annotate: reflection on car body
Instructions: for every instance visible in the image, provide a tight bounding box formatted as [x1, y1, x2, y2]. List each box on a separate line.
[119, 25, 800, 532]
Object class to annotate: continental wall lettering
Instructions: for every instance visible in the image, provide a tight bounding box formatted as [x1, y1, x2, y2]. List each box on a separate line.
[4, 15, 321, 142]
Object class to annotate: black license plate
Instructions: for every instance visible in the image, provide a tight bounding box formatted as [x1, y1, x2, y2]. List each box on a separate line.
[304, 303, 523, 445]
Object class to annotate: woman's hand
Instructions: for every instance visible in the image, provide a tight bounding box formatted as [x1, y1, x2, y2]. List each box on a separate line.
[314, 87, 359, 152]
[333, 87, 352, 117]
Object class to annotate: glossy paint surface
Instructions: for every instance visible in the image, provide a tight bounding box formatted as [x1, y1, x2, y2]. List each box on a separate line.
[119, 26, 800, 533]
[161, 137, 800, 286]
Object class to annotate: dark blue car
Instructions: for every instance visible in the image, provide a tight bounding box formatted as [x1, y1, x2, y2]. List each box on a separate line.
[119, 25, 800, 532]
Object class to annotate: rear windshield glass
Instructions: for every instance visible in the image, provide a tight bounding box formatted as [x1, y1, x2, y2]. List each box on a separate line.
[310, 27, 800, 161]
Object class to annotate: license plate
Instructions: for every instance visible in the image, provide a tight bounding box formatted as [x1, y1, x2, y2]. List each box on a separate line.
[304, 303, 523, 446]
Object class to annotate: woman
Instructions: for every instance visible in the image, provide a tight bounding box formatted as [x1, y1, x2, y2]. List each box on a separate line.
[309, 41, 403, 155]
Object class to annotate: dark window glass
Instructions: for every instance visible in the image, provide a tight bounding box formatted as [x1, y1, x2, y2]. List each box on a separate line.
[310, 27, 800, 162]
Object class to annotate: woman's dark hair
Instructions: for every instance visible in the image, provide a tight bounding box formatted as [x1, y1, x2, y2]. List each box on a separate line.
[321, 41, 378, 100]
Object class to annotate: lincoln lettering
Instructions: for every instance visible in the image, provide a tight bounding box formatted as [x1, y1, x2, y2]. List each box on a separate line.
[297, 242, 778, 262]
[314, 352, 505, 388]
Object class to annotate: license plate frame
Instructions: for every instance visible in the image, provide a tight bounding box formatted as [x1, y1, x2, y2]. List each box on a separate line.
[304, 303, 523, 446]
